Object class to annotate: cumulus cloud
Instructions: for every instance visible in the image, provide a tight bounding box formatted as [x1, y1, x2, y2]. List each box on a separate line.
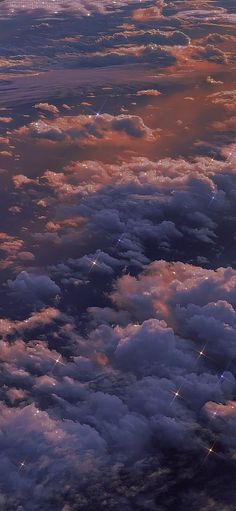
[136, 89, 162, 96]
[16, 113, 156, 145]
[2, 258, 236, 508]
[8, 271, 61, 307]
[34, 103, 59, 114]
[192, 44, 228, 64]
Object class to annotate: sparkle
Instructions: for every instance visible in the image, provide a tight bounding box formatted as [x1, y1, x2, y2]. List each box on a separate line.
[87, 98, 108, 119]
[87, 253, 101, 273]
[203, 441, 217, 462]
[50, 354, 65, 373]
[19, 460, 26, 471]
[208, 192, 217, 208]
[170, 386, 183, 405]
[114, 233, 127, 250]
[218, 372, 232, 384]
[195, 344, 209, 360]
[209, 410, 218, 423]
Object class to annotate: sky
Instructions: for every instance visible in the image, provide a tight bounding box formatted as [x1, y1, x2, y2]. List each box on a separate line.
[0, 0, 236, 510]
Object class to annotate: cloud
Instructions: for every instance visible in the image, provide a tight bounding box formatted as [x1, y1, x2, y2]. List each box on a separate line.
[132, 5, 163, 22]
[192, 44, 228, 64]
[0, 0, 151, 17]
[34, 103, 59, 114]
[0, 0, 236, 508]
[136, 89, 162, 96]
[2, 257, 236, 508]
[8, 271, 61, 307]
[17, 113, 156, 144]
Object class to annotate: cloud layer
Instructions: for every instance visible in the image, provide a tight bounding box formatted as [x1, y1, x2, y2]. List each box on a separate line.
[0, 0, 236, 509]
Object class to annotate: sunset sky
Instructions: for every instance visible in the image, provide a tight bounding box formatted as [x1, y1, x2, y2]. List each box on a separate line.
[0, 1, 236, 510]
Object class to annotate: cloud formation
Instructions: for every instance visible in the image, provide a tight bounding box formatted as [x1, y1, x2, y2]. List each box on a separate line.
[0, 0, 236, 509]
[0, 0, 149, 17]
